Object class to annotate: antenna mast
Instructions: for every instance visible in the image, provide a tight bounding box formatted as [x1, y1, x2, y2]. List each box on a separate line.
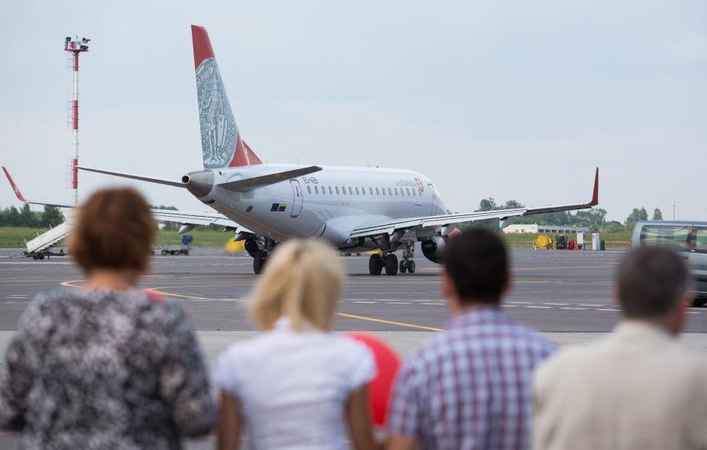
[64, 36, 90, 204]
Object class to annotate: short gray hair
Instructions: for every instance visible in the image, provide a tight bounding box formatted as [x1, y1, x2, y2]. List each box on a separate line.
[618, 246, 691, 320]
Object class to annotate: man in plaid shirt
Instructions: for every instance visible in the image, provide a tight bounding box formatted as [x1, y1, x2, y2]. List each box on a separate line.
[387, 228, 556, 450]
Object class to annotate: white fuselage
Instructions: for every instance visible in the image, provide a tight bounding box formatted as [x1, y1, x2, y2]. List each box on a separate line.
[197, 164, 448, 249]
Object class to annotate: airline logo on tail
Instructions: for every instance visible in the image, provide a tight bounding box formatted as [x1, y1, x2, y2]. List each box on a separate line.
[192, 25, 262, 169]
[195, 59, 237, 168]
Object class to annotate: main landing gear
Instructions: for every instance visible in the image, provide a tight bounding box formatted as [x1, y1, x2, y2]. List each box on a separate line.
[368, 253, 398, 276]
[253, 251, 268, 275]
[368, 242, 416, 276]
[244, 236, 276, 275]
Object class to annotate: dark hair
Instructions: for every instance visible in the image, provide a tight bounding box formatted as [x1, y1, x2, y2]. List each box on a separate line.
[618, 246, 690, 320]
[443, 228, 508, 305]
[69, 188, 156, 274]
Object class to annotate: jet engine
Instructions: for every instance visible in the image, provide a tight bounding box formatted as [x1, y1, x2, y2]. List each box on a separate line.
[421, 235, 448, 264]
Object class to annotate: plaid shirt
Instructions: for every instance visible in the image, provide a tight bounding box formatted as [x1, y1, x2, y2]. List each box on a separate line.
[388, 307, 556, 450]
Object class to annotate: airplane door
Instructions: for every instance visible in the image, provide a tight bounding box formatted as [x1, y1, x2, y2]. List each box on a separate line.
[290, 179, 303, 218]
[428, 183, 436, 215]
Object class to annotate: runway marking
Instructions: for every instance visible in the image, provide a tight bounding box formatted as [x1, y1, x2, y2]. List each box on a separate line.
[54, 280, 704, 317]
[336, 312, 443, 332]
[141, 288, 443, 331]
[144, 287, 244, 303]
[514, 264, 618, 272]
[6, 295, 27, 298]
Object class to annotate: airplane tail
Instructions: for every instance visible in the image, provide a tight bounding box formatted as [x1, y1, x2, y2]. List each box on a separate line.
[191, 25, 262, 169]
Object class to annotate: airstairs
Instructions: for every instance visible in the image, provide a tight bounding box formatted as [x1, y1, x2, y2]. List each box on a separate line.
[24, 212, 74, 259]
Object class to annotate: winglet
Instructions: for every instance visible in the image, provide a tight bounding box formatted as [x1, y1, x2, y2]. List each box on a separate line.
[2, 166, 28, 203]
[589, 167, 599, 206]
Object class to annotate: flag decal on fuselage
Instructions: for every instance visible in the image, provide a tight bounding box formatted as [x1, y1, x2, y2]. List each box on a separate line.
[270, 202, 287, 212]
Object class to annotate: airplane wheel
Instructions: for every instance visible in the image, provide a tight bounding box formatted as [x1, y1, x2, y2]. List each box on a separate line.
[38, 255, 45, 260]
[384, 254, 398, 276]
[693, 297, 707, 308]
[399, 260, 407, 273]
[368, 254, 383, 275]
[253, 253, 268, 275]
[407, 260, 416, 274]
[161, 250, 168, 256]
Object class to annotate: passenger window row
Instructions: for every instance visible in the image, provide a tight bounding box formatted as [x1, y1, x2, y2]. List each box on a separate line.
[305, 185, 418, 198]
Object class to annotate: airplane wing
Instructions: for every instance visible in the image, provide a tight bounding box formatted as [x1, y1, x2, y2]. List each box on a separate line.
[349, 168, 599, 239]
[150, 209, 241, 228]
[2, 165, 248, 233]
[2, 166, 75, 208]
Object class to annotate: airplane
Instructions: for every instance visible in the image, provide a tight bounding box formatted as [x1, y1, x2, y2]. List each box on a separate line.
[4, 25, 599, 276]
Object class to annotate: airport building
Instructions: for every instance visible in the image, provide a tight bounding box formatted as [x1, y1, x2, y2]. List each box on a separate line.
[502, 224, 590, 234]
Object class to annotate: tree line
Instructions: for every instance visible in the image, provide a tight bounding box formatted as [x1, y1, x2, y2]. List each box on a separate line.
[474, 198, 663, 233]
[0, 204, 64, 228]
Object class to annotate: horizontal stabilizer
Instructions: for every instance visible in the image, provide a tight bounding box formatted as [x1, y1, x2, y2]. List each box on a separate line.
[78, 166, 184, 188]
[219, 166, 322, 191]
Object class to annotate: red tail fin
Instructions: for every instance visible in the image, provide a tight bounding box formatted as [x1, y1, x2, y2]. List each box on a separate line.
[191, 25, 263, 168]
[191, 25, 215, 71]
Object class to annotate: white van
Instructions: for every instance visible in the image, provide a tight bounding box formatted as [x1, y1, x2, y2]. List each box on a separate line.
[631, 220, 707, 306]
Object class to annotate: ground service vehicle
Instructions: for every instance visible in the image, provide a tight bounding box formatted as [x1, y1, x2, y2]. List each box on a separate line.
[631, 220, 707, 306]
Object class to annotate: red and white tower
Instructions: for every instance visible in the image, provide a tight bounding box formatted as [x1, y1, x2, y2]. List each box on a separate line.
[64, 36, 90, 204]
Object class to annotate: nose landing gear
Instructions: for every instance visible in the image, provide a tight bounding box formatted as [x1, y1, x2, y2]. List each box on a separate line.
[399, 259, 416, 274]
[399, 242, 416, 274]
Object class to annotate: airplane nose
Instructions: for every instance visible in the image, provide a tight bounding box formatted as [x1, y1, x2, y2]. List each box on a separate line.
[182, 170, 215, 199]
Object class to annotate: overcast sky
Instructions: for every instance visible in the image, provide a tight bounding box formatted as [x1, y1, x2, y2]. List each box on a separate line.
[1, 0, 705, 222]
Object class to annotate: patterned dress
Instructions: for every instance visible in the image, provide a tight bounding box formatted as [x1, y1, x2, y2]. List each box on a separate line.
[0, 288, 218, 450]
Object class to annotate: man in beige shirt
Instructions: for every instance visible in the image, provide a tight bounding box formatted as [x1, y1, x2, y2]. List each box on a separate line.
[533, 246, 707, 450]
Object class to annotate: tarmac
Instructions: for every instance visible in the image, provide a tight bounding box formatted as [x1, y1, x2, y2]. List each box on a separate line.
[1, 246, 706, 448]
